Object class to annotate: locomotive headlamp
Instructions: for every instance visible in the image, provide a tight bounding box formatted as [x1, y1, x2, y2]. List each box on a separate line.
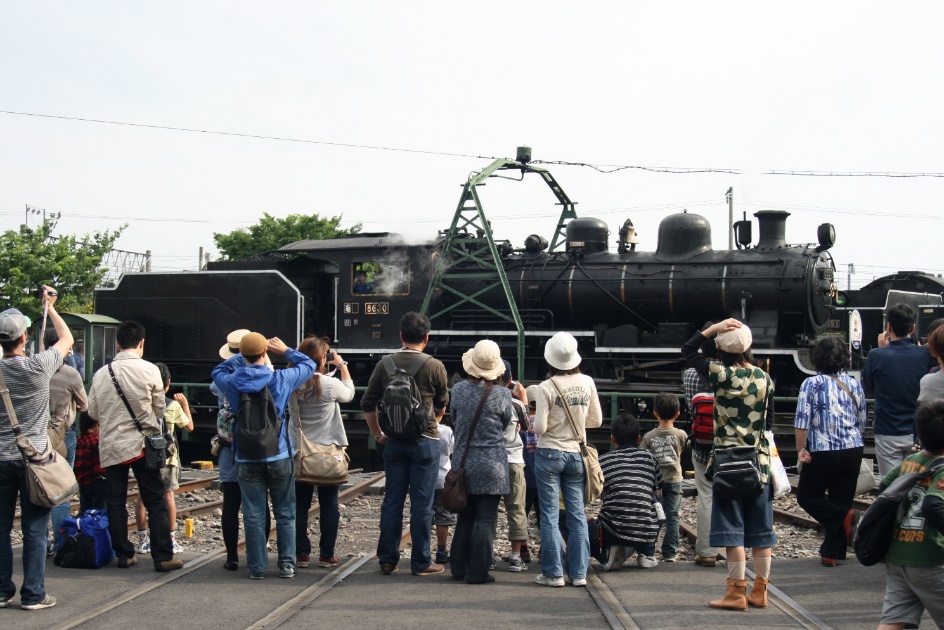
[817, 223, 836, 250]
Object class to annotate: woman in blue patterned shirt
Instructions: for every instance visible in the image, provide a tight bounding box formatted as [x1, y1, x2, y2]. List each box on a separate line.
[794, 336, 867, 567]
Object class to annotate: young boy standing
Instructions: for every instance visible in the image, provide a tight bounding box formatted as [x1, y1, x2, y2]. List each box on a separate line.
[589, 413, 663, 570]
[877, 399, 944, 630]
[433, 419, 456, 565]
[641, 393, 688, 562]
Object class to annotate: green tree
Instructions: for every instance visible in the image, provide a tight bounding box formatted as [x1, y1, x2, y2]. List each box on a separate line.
[0, 213, 125, 319]
[213, 212, 362, 261]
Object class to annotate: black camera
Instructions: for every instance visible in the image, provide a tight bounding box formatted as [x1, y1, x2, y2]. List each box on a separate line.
[326, 351, 336, 363]
[31, 287, 57, 300]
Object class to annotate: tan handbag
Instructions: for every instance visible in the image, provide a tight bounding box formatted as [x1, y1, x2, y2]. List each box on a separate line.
[549, 378, 604, 505]
[0, 368, 78, 508]
[295, 433, 349, 486]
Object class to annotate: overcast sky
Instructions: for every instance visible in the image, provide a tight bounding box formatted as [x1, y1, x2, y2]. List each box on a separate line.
[2, 2, 941, 290]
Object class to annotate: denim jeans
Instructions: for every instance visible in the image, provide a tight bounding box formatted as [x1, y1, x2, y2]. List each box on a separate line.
[659, 481, 682, 557]
[535, 448, 589, 580]
[377, 437, 438, 572]
[0, 460, 52, 606]
[450, 494, 500, 583]
[106, 458, 172, 564]
[49, 426, 77, 551]
[295, 483, 339, 558]
[238, 456, 296, 576]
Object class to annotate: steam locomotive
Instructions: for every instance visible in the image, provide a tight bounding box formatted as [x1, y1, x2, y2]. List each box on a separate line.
[94, 206, 839, 402]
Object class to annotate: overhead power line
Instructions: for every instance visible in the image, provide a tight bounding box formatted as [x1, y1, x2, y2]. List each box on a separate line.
[4, 109, 944, 178]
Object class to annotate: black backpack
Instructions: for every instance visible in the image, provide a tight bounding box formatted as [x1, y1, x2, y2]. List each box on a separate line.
[378, 353, 431, 440]
[236, 386, 283, 460]
[854, 456, 944, 566]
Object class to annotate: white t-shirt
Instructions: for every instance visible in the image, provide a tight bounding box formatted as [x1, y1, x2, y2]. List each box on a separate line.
[436, 424, 454, 489]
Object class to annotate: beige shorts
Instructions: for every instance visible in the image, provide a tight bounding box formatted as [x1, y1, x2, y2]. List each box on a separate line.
[161, 464, 180, 493]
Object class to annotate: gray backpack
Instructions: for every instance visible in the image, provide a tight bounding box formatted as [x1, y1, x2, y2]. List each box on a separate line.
[378, 353, 431, 440]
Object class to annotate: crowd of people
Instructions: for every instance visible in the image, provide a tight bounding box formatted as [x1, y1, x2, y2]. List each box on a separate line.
[0, 293, 942, 629]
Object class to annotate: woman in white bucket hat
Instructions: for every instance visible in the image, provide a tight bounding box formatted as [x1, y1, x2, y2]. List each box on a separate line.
[532, 332, 602, 588]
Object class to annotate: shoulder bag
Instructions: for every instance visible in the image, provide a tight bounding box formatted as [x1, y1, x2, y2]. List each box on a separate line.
[293, 393, 350, 486]
[854, 457, 944, 566]
[108, 363, 167, 470]
[550, 378, 604, 505]
[442, 382, 494, 513]
[0, 367, 78, 508]
[710, 375, 769, 500]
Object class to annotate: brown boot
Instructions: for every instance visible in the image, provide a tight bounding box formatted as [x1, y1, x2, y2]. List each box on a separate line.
[708, 578, 748, 610]
[747, 577, 769, 608]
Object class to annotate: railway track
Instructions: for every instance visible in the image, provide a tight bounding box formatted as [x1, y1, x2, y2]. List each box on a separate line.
[12, 475, 219, 529]
[677, 520, 836, 630]
[41, 472, 387, 630]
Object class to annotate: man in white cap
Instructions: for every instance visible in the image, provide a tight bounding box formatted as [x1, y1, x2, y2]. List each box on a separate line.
[0, 287, 73, 610]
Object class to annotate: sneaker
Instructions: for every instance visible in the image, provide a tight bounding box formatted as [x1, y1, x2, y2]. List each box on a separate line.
[21, 595, 56, 611]
[279, 564, 296, 579]
[569, 577, 587, 587]
[380, 563, 399, 575]
[250, 573, 264, 580]
[694, 555, 717, 567]
[637, 555, 658, 569]
[296, 555, 310, 568]
[318, 555, 339, 568]
[0, 594, 13, 608]
[535, 574, 565, 587]
[135, 536, 151, 555]
[508, 557, 527, 572]
[172, 540, 184, 554]
[435, 549, 450, 564]
[521, 549, 532, 564]
[117, 555, 138, 568]
[663, 554, 678, 563]
[412, 563, 445, 576]
[155, 558, 184, 572]
[603, 545, 627, 572]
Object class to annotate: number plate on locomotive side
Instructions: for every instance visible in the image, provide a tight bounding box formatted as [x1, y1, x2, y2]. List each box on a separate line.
[365, 302, 390, 315]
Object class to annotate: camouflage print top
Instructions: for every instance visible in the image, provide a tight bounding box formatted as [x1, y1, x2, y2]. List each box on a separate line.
[708, 362, 773, 484]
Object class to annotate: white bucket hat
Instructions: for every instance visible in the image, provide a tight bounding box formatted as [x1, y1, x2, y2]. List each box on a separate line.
[462, 339, 506, 381]
[544, 331, 581, 371]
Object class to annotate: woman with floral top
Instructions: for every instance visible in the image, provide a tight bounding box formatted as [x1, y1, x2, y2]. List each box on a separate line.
[794, 336, 866, 568]
[682, 319, 776, 611]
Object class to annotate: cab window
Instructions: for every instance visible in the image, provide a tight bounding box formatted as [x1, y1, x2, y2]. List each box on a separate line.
[352, 261, 410, 296]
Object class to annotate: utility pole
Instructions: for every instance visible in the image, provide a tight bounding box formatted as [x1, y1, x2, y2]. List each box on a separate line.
[848, 263, 855, 291]
[199, 247, 204, 271]
[145, 250, 152, 272]
[25, 204, 45, 227]
[726, 188, 734, 250]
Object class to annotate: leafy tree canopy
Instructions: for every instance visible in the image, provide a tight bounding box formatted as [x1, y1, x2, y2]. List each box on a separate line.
[0, 213, 125, 319]
[213, 212, 362, 261]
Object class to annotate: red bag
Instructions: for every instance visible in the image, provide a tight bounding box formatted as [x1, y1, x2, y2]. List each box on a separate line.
[690, 393, 715, 443]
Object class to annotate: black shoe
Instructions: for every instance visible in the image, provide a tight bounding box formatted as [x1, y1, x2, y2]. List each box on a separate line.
[117, 555, 138, 568]
[224, 559, 239, 571]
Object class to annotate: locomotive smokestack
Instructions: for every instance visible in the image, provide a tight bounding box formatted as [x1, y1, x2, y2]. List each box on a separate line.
[754, 210, 791, 251]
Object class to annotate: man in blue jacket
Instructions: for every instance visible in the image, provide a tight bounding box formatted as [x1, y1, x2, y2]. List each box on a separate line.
[864, 303, 935, 478]
[212, 333, 315, 580]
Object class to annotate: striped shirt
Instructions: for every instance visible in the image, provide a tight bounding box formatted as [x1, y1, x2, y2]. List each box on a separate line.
[794, 372, 866, 452]
[0, 349, 62, 461]
[598, 447, 663, 543]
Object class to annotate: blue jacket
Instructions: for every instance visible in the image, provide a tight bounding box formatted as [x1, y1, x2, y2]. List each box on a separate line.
[211, 348, 316, 463]
[863, 339, 934, 436]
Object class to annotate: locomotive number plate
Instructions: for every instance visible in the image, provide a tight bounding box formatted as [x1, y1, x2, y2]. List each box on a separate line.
[365, 302, 390, 315]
